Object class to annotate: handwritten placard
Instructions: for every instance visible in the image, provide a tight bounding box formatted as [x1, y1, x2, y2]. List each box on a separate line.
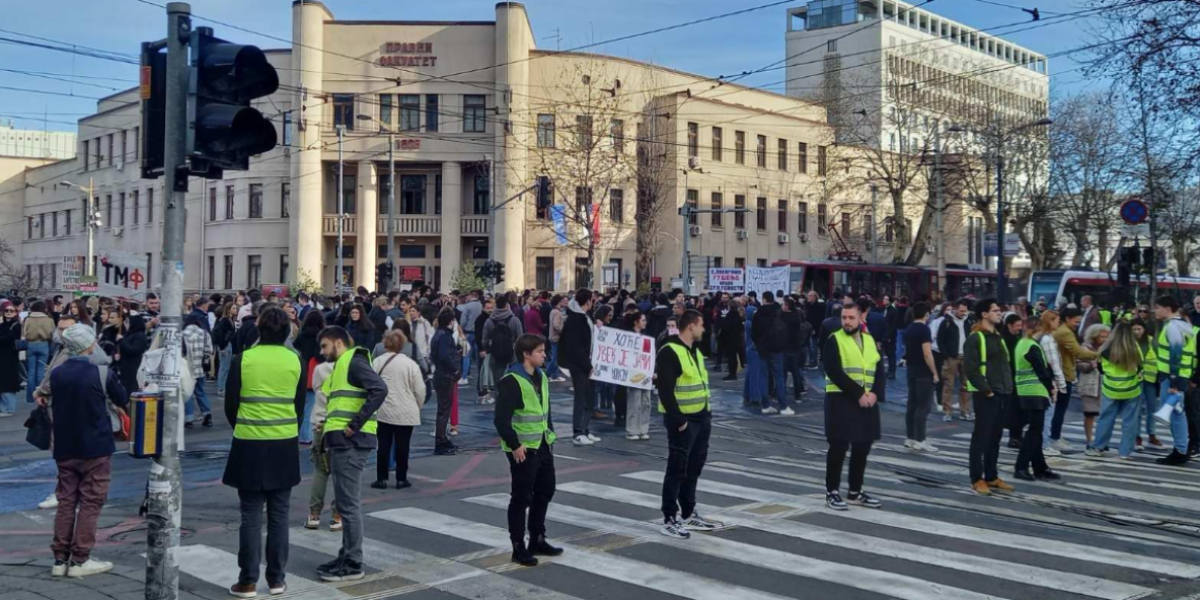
[590, 325, 656, 390]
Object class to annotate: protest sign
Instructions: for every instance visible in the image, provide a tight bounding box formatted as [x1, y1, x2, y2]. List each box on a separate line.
[745, 266, 789, 297]
[708, 267, 745, 293]
[590, 324, 656, 390]
[98, 250, 150, 301]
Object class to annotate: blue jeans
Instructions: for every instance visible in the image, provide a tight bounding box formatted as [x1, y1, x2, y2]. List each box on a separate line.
[0, 391, 17, 414]
[25, 341, 49, 404]
[217, 346, 232, 394]
[763, 351, 789, 410]
[546, 342, 561, 378]
[185, 379, 211, 420]
[462, 332, 475, 381]
[1158, 382, 1190, 453]
[1090, 395, 1139, 457]
[1141, 381, 1159, 436]
[299, 389, 316, 444]
[807, 337, 820, 367]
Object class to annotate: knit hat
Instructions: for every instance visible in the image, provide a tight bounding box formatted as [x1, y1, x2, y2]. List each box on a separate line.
[61, 323, 97, 356]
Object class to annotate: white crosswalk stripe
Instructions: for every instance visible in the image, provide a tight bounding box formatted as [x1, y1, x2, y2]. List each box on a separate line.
[175, 544, 351, 600]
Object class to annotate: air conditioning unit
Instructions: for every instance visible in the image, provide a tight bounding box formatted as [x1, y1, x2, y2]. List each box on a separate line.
[112, 227, 124, 237]
[799, 233, 810, 243]
[777, 233, 789, 244]
[689, 225, 702, 237]
[688, 156, 701, 170]
[115, 160, 124, 171]
[736, 229, 749, 240]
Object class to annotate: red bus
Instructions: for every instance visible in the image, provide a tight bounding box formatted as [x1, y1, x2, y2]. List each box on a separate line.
[771, 260, 997, 301]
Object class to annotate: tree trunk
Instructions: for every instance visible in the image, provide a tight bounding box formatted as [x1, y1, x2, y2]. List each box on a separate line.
[890, 189, 906, 264]
[903, 205, 934, 266]
[1173, 238, 1191, 277]
[1097, 227, 1110, 271]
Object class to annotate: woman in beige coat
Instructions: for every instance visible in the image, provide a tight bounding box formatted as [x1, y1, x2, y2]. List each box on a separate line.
[371, 329, 427, 490]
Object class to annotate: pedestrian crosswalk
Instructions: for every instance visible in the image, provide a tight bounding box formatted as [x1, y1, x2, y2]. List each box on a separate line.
[169, 453, 1200, 600]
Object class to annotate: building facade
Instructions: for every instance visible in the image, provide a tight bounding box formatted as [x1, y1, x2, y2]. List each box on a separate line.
[0, 123, 77, 160]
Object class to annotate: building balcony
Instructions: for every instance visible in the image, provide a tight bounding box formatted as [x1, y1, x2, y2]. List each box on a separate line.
[461, 216, 489, 235]
[323, 214, 490, 236]
[323, 215, 356, 235]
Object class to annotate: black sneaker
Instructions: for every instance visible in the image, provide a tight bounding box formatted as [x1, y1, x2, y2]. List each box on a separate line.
[1034, 470, 1061, 481]
[847, 491, 882, 509]
[512, 542, 539, 567]
[1007, 439, 1022, 449]
[184, 421, 194, 429]
[370, 480, 388, 490]
[1013, 470, 1036, 481]
[1157, 450, 1191, 466]
[396, 480, 412, 490]
[529, 536, 563, 556]
[315, 558, 341, 575]
[202, 414, 213, 428]
[434, 444, 458, 456]
[826, 491, 848, 511]
[318, 560, 364, 582]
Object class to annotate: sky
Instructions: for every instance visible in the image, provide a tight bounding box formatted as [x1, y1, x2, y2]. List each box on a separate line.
[0, 0, 1109, 132]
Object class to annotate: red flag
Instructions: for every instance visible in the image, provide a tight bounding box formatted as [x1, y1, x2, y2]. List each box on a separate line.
[591, 203, 601, 243]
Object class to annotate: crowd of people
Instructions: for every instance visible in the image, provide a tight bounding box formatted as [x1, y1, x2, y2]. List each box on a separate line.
[5, 281, 1199, 590]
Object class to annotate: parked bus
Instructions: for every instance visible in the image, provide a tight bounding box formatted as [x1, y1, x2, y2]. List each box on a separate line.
[1025, 269, 1200, 308]
[771, 260, 998, 301]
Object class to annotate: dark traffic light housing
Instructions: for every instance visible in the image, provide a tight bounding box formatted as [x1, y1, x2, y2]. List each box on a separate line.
[535, 175, 553, 211]
[187, 27, 279, 178]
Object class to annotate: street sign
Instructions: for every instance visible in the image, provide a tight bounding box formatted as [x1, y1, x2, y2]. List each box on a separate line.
[1122, 223, 1150, 238]
[984, 233, 1021, 257]
[1120, 199, 1149, 225]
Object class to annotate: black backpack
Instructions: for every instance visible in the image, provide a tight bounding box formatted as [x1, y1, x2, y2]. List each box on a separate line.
[765, 309, 788, 352]
[490, 318, 516, 366]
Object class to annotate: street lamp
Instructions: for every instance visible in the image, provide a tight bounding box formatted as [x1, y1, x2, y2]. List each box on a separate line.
[357, 113, 397, 290]
[60, 179, 98, 277]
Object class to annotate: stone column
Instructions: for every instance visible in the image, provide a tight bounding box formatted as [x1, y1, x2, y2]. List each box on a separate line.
[440, 161, 463, 290]
[494, 2, 533, 289]
[290, 0, 332, 288]
[356, 161, 378, 290]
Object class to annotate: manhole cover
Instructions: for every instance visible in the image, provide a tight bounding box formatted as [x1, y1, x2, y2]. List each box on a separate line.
[109, 525, 196, 541]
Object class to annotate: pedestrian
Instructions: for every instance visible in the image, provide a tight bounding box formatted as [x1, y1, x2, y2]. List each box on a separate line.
[37, 324, 127, 578]
[937, 300, 973, 421]
[804, 290, 825, 369]
[457, 290, 484, 387]
[222, 306, 306, 598]
[233, 301, 262, 355]
[751, 291, 791, 415]
[622, 311, 654, 441]
[1013, 314, 1061, 481]
[482, 294, 524, 401]
[474, 298, 497, 402]
[346, 303, 376, 351]
[903, 301, 939, 452]
[592, 304, 616, 417]
[1131, 318, 1164, 451]
[305, 356, 341, 532]
[546, 294, 567, 382]
[881, 295, 900, 379]
[964, 298, 1016, 496]
[656, 309, 718, 538]
[1152, 295, 1192, 465]
[0, 301, 22, 417]
[822, 302, 884, 511]
[720, 298, 746, 380]
[315, 325, 388, 582]
[295, 310, 326, 446]
[22, 300, 55, 404]
[430, 310, 462, 455]
[560, 290, 600, 447]
[1048, 307, 1099, 451]
[780, 296, 809, 409]
[1034, 310, 1067, 457]
[494, 333, 565, 566]
[1075, 324, 1110, 448]
[371, 329, 426, 490]
[743, 303, 768, 407]
[183, 297, 215, 429]
[115, 314, 148, 394]
[213, 302, 237, 397]
[1087, 322, 1143, 460]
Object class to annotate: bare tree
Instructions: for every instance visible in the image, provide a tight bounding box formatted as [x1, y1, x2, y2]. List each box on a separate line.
[0, 238, 37, 298]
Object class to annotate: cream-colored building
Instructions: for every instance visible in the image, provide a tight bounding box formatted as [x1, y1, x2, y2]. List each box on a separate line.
[7, 1, 973, 296]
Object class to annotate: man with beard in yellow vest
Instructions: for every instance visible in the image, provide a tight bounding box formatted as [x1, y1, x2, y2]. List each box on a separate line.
[315, 326, 387, 583]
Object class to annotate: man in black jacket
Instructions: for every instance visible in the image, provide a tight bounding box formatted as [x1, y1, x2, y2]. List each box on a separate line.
[644, 293, 672, 341]
[559, 290, 598, 446]
[752, 292, 791, 415]
[936, 299, 973, 421]
[963, 298, 1015, 496]
[822, 302, 884, 511]
[804, 291, 825, 368]
[233, 301, 263, 355]
[430, 311, 462, 455]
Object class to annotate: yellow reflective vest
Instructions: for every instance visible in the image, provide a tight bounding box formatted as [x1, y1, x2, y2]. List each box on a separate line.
[234, 345, 301, 440]
[825, 329, 880, 394]
[499, 369, 556, 452]
[658, 341, 711, 414]
[321, 347, 378, 437]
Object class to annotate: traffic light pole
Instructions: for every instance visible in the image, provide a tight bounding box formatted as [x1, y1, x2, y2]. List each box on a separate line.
[146, 3, 189, 599]
[388, 132, 396, 290]
[336, 125, 344, 294]
[86, 178, 95, 277]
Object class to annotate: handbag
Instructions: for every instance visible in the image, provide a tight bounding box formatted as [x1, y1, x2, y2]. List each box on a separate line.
[24, 406, 51, 451]
[98, 365, 132, 441]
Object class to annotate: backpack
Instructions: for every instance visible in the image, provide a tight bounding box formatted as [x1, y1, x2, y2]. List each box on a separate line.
[489, 318, 516, 366]
[764, 308, 788, 352]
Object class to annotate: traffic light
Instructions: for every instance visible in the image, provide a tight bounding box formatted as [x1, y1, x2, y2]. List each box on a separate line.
[376, 262, 390, 287]
[478, 261, 493, 281]
[535, 176, 553, 211]
[494, 261, 505, 284]
[186, 27, 279, 178]
[140, 42, 167, 179]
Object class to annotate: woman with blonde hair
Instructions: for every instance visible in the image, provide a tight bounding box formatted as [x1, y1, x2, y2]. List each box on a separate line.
[1034, 310, 1068, 457]
[1088, 321, 1143, 459]
[1075, 323, 1111, 448]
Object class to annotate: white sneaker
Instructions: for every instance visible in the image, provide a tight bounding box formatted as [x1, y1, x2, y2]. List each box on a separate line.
[65, 558, 113, 578]
[639, 434, 650, 440]
[942, 414, 953, 423]
[51, 560, 68, 577]
[457, 378, 469, 386]
[572, 435, 594, 447]
[1042, 446, 1062, 457]
[1052, 438, 1073, 452]
[626, 434, 640, 440]
[962, 413, 975, 422]
[761, 407, 779, 415]
[587, 433, 601, 443]
[903, 439, 918, 450]
[0, 411, 14, 418]
[38, 493, 58, 510]
[780, 408, 795, 416]
[1085, 448, 1106, 458]
[920, 441, 940, 453]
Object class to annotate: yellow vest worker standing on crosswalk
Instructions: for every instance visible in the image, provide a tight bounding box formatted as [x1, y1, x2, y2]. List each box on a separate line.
[963, 298, 1017, 496]
[494, 333, 564, 567]
[315, 326, 388, 583]
[656, 309, 721, 539]
[221, 306, 307, 599]
[822, 300, 884, 511]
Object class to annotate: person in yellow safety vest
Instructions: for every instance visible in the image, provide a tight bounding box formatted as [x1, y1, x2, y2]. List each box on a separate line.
[1088, 322, 1144, 459]
[821, 299, 885, 512]
[963, 298, 1017, 497]
[1099, 308, 1112, 327]
[1152, 296, 1193, 466]
[494, 333, 564, 567]
[1131, 319, 1165, 450]
[221, 306, 306, 599]
[315, 326, 388, 583]
[1012, 315, 1062, 482]
[655, 308, 721, 539]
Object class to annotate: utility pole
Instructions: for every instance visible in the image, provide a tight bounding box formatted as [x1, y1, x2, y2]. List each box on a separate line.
[995, 152, 1006, 305]
[336, 124, 344, 294]
[387, 131, 396, 289]
[86, 178, 96, 276]
[933, 129, 946, 294]
[869, 185, 879, 264]
[145, 3, 189, 598]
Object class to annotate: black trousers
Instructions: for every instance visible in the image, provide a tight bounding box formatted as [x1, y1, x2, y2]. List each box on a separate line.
[661, 414, 711, 520]
[434, 379, 454, 446]
[724, 342, 745, 378]
[932, 352, 945, 408]
[884, 339, 897, 377]
[969, 393, 1007, 482]
[1187, 387, 1200, 453]
[237, 487, 290, 587]
[506, 443, 556, 544]
[614, 385, 628, 422]
[376, 422, 414, 483]
[826, 441, 871, 493]
[1015, 408, 1049, 474]
[1006, 394, 1027, 443]
[783, 350, 807, 399]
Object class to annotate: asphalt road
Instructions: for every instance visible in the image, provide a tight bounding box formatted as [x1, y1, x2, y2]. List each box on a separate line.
[2, 363, 1200, 600]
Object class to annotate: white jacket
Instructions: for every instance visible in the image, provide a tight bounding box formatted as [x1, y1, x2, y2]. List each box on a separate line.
[1038, 333, 1066, 395]
[372, 352, 427, 426]
[411, 318, 434, 364]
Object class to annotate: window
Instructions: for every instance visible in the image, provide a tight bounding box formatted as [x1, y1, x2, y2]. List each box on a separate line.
[65, 210, 71, 236]
[818, 145, 828, 176]
[118, 193, 125, 226]
[827, 39, 838, 52]
[712, 257, 722, 268]
[207, 256, 215, 290]
[425, 94, 439, 131]
[778, 199, 788, 232]
[798, 201, 808, 234]
[535, 257, 554, 291]
[609, 188, 624, 222]
[248, 255, 262, 289]
[94, 139, 101, 168]
[537, 114, 556, 148]
[756, 135, 767, 168]
[778, 139, 788, 170]
[378, 244, 389, 260]
[132, 127, 139, 160]
[401, 175, 427, 214]
[711, 127, 723, 161]
[338, 245, 356, 259]
[27, 217, 33, 239]
[710, 192, 722, 227]
[400, 94, 420, 131]
[756, 197, 767, 231]
[223, 255, 233, 289]
[225, 185, 235, 219]
[147, 188, 154, 223]
[611, 119, 625, 153]
[818, 202, 828, 235]
[132, 190, 140, 225]
[282, 111, 292, 146]
[51, 212, 58, 237]
[249, 184, 263, 218]
[735, 257, 745, 269]
[340, 174, 357, 214]
[379, 94, 393, 128]
[463, 95, 486, 132]
[685, 189, 698, 225]
[209, 188, 217, 221]
[107, 135, 114, 166]
[575, 115, 593, 148]
[885, 216, 894, 242]
[83, 140, 90, 170]
[474, 175, 490, 214]
[687, 122, 698, 158]
[399, 245, 426, 259]
[120, 130, 127, 162]
[735, 195, 746, 229]
[435, 174, 442, 215]
[574, 187, 594, 222]
[378, 173, 393, 214]
[798, 142, 809, 174]
[105, 194, 112, 227]
[333, 94, 354, 130]
[735, 131, 746, 164]
[281, 183, 291, 218]
[841, 212, 851, 238]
